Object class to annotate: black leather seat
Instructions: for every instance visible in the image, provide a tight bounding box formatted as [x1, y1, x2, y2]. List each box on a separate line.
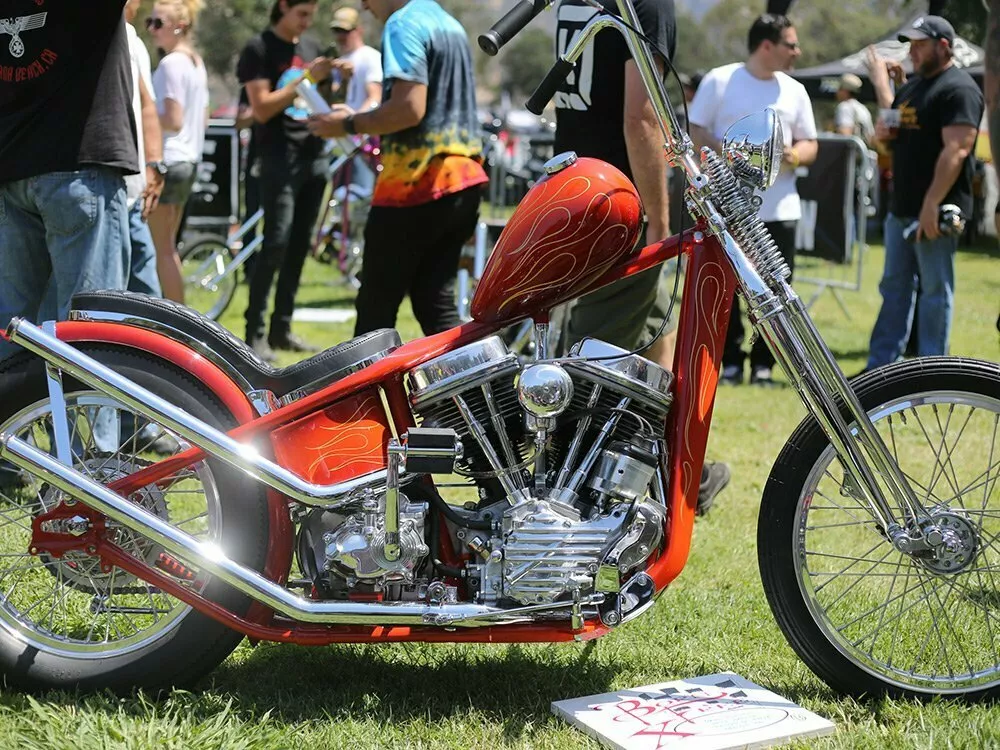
[71, 291, 401, 398]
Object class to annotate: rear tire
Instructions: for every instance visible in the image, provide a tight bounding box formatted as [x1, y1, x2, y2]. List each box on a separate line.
[759, 357, 1000, 700]
[0, 347, 270, 693]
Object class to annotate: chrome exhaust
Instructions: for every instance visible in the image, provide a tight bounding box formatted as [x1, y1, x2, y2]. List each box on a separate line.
[0, 434, 601, 627]
[6, 318, 385, 508]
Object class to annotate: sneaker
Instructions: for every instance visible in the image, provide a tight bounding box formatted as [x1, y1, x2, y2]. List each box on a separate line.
[247, 335, 277, 363]
[720, 364, 743, 385]
[697, 461, 731, 516]
[269, 331, 320, 353]
[750, 366, 776, 387]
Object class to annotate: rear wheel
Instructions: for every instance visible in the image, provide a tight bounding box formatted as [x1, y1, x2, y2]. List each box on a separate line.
[180, 237, 238, 321]
[759, 357, 1000, 700]
[0, 348, 269, 692]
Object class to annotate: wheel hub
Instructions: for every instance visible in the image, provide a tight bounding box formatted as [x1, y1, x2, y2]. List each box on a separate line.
[919, 511, 979, 574]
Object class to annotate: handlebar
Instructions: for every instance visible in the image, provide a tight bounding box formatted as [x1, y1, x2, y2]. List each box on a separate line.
[478, 0, 551, 57]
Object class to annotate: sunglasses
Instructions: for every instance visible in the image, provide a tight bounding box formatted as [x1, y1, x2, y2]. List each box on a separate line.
[778, 40, 800, 51]
[145, 17, 165, 31]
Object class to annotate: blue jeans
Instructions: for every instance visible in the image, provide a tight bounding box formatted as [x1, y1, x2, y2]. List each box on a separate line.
[127, 201, 162, 297]
[867, 213, 957, 368]
[0, 168, 130, 459]
[0, 167, 130, 358]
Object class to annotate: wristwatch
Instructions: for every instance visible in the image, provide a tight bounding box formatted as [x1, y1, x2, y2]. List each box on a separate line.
[146, 161, 168, 176]
[344, 114, 357, 136]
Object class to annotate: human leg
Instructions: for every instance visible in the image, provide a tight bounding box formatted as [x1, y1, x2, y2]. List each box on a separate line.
[269, 158, 328, 349]
[866, 214, 919, 368]
[912, 232, 957, 357]
[408, 188, 481, 336]
[126, 202, 162, 297]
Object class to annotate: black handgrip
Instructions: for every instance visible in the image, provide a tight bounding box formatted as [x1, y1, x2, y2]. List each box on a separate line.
[478, 0, 550, 57]
[525, 58, 575, 115]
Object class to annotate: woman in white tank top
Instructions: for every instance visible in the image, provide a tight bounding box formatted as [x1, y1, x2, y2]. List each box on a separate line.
[146, 0, 208, 303]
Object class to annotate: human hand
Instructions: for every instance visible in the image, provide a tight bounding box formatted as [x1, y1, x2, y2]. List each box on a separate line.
[333, 58, 355, 79]
[142, 167, 164, 220]
[886, 59, 905, 86]
[917, 200, 941, 241]
[782, 145, 800, 170]
[308, 57, 334, 83]
[307, 105, 355, 138]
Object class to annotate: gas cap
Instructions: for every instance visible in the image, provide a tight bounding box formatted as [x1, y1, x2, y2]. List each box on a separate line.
[543, 151, 579, 175]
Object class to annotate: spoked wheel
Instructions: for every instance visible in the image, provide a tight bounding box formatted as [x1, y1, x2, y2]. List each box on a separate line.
[180, 237, 238, 321]
[759, 357, 1000, 700]
[0, 348, 269, 692]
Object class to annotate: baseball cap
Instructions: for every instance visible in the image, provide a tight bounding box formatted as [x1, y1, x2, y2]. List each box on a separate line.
[330, 7, 359, 31]
[839, 73, 863, 93]
[897, 15, 955, 46]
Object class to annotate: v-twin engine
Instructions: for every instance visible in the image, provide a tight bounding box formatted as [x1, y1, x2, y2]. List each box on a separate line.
[406, 336, 673, 607]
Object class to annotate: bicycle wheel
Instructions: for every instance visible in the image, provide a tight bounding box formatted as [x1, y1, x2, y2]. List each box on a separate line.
[180, 237, 238, 321]
[759, 357, 1000, 700]
[0, 348, 269, 692]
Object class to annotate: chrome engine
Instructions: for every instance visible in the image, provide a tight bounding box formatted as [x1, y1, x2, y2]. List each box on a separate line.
[295, 335, 674, 609]
[407, 336, 673, 607]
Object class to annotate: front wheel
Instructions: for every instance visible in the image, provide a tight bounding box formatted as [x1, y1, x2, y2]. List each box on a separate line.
[759, 357, 1000, 700]
[180, 237, 238, 321]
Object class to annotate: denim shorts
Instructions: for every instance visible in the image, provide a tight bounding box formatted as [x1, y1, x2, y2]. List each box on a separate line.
[160, 161, 197, 206]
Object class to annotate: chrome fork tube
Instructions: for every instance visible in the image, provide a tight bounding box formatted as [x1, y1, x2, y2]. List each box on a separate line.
[7, 319, 387, 508]
[751, 283, 925, 532]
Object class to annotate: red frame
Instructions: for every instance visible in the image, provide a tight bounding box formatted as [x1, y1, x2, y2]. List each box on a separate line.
[45, 228, 736, 644]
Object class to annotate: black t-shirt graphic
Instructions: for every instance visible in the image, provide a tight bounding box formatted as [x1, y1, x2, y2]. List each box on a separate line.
[0, 0, 137, 183]
[553, 0, 676, 183]
[237, 30, 324, 158]
[890, 64, 983, 217]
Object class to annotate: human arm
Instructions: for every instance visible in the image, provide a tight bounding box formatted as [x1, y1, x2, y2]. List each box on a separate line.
[687, 70, 722, 152]
[623, 59, 669, 242]
[307, 80, 426, 138]
[360, 81, 383, 113]
[237, 37, 333, 124]
[987, 0, 1000, 170]
[138, 76, 163, 219]
[782, 86, 818, 169]
[917, 123, 979, 240]
[865, 45, 897, 110]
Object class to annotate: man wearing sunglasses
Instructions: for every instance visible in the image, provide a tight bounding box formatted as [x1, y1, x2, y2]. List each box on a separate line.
[689, 13, 817, 387]
[0, 0, 135, 357]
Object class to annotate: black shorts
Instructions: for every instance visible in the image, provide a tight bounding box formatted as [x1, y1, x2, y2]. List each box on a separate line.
[160, 162, 197, 206]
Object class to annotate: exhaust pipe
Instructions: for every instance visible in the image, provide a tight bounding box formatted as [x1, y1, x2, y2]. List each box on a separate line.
[6, 318, 385, 508]
[0, 434, 600, 627]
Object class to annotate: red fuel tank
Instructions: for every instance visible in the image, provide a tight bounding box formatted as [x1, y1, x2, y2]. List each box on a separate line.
[471, 155, 643, 324]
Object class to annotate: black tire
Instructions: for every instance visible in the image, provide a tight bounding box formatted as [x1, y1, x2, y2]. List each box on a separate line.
[0, 347, 270, 693]
[759, 357, 1000, 700]
[180, 236, 238, 321]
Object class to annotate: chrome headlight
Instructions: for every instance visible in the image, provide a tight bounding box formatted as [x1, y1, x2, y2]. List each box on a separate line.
[722, 108, 784, 190]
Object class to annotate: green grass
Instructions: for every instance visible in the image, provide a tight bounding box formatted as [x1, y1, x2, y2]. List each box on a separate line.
[1, 239, 999, 748]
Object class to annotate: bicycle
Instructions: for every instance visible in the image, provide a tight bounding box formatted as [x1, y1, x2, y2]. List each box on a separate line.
[179, 207, 264, 321]
[312, 136, 380, 289]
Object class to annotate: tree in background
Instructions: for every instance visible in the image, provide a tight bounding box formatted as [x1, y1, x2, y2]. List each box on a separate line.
[501, 28, 557, 97]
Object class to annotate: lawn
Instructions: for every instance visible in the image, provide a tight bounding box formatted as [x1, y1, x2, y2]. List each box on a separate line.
[0, 237, 998, 749]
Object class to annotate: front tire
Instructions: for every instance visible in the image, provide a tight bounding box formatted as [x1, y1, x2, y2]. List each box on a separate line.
[0, 347, 270, 693]
[759, 357, 1000, 700]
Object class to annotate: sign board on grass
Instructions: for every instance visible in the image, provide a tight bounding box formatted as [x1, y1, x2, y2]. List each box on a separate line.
[552, 672, 834, 750]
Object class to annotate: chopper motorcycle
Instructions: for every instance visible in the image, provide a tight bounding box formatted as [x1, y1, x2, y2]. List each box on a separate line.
[0, 0, 998, 700]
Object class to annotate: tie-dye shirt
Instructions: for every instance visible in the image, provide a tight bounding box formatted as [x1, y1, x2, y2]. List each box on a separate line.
[373, 0, 488, 208]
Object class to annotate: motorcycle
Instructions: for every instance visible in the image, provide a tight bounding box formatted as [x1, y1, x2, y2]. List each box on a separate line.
[0, 0, 998, 700]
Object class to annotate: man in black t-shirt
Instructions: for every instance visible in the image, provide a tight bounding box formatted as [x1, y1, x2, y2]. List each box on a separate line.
[237, 1, 336, 359]
[863, 16, 983, 368]
[552, 0, 730, 515]
[0, 0, 136, 359]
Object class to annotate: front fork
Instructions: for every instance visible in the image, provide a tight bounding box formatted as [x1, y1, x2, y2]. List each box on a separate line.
[749, 276, 939, 554]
